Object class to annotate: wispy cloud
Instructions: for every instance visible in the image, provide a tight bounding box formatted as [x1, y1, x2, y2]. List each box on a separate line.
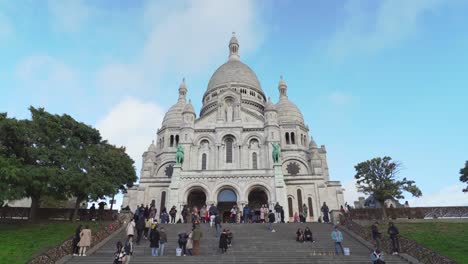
[327, 0, 443, 61]
[0, 11, 13, 42]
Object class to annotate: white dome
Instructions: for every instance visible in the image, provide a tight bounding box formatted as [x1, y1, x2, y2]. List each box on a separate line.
[162, 100, 185, 127]
[276, 97, 304, 124]
[206, 60, 262, 93]
[183, 100, 196, 114]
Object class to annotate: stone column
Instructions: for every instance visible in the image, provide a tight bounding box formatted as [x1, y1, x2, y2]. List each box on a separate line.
[273, 163, 289, 222]
[169, 164, 183, 222]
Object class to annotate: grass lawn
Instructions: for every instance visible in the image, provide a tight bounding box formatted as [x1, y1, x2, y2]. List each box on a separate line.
[397, 222, 468, 264]
[0, 221, 101, 264]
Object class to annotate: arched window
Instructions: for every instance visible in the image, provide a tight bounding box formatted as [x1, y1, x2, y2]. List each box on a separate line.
[225, 137, 233, 163]
[291, 132, 296, 144]
[175, 135, 179, 145]
[285, 132, 290, 144]
[162, 137, 164, 148]
[288, 197, 293, 217]
[170, 135, 174, 147]
[160, 191, 166, 214]
[308, 197, 313, 217]
[252, 152, 258, 169]
[297, 189, 303, 214]
[201, 153, 207, 170]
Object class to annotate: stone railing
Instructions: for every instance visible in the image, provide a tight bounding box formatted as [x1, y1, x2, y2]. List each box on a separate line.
[349, 207, 468, 220]
[27, 213, 132, 264]
[0, 207, 118, 221]
[336, 213, 456, 264]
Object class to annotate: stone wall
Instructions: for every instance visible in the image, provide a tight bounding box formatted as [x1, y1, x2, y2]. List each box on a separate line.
[27, 213, 131, 264]
[0, 207, 118, 221]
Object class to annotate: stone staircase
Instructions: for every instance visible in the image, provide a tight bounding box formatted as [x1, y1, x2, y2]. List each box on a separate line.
[67, 222, 408, 263]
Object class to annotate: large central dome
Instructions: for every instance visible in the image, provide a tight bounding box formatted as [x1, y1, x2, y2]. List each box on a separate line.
[206, 60, 262, 93]
[200, 33, 266, 117]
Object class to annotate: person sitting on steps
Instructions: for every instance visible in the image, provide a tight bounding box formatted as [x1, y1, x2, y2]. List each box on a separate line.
[296, 228, 304, 242]
[304, 227, 315, 242]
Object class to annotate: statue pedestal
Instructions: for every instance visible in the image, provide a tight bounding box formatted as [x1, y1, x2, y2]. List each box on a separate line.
[273, 163, 289, 222]
[169, 164, 182, 221]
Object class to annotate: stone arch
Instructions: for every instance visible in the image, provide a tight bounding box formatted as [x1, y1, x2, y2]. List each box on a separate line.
[182, 183, 211, 205]
[212, 182, 242, 203]
[242, 132, 264, 146]
[282, 157, 311, 174]
[194, 134, 216, 146]
[244, 183, 272, 203]
[156, 161, 176, 177]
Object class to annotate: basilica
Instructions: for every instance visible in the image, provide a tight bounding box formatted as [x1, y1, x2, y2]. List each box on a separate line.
[122, 33, 344, 222]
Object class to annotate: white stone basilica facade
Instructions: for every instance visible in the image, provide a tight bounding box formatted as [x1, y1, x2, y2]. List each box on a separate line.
[122, 34, 344, 222]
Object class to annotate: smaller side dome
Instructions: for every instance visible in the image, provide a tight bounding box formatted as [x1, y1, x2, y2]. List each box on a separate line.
[148, 140, 157, 152]
[183, 99, 196, 115]
[265, 97, 276, 112]
[309, 137, 318, 148]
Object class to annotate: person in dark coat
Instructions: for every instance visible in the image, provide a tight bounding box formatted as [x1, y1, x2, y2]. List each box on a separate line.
[181, 205, 188, 223]
[387, 222, 400, 255]
[135, 217, 145, 245]
[169, 206, 177, 224]
[371, 221, 382, 250]
[178, 232, 188, 256]
[267, 210, 275, 232]
[280, 206, 285, 223]
[304, 227, 314, 242]
[219, 229, 228, 253]
[89, 204, 96, 221]
[149, 225, 160, 256]
[72, 225, 82, 256]
[321, 202, 330, 223]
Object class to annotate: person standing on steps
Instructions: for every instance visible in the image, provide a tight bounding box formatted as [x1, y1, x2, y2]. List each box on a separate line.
[186, 229, 194, 256]
[267, 210, 276, 232]
[169, 206, 177, 224]
[371, 221, 382, 250]
[78, 225, 91, 256]
[219, 229, 228, 253]
[159, 227, 167, 256]
[123, 237, 133, 264]
[387, 222, 400, 255]
[149, 225, 160, 256]
[72, 224, 82, 256]
[321, 202, 330, 223]
[260, 205, 265, 223]
[181, 205, 188, 223]
[200, 205, 207, 224]
[135, 216, 145, 245]
[191, 223, 204, 255]
[280, 206, 285, 223]
[178, 231, 188, 256]
[331, 225, 344, 255]
[113, 241, 126, 264]
[215, 214, 222, 239]
[243, 204, 250, 224]
[274, 202, 281, 223]
[302, 203, 308, 223]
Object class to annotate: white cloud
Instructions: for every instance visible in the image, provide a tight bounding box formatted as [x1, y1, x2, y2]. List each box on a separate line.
[343, 180, 365, 205]
[407, 184, 468, 207]
[328, 91, 354, 106]
[96, 63, 150, 95]
[16, 55, 77, 84]
[327, 0, 443, 61]
[96, 97, 165, 176]
[47, 0, 91, 33]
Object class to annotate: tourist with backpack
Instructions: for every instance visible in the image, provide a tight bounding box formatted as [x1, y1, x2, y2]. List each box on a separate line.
[113, 241, 126, 264]
[123, 238, 133, 264]
[370, 249, 386, 264]
[169, 206, 177, 224]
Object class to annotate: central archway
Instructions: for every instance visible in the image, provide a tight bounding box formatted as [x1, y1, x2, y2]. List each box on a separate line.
[217, 189, 237, 223]
[187, 189, 206, 211]
[248, 187, 269, 223]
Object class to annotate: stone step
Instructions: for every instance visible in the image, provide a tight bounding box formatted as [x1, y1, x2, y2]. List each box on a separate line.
[66, 223, 408, 264]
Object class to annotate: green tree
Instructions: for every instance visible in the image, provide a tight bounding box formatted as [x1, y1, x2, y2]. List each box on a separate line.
[0, 108, 65, 220]
[460, 161, 468, 192]
[354, 156, 422, 219]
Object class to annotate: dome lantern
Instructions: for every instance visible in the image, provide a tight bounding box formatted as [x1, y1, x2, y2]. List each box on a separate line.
[178, 78, 187, 102]
[228, 32, 240, 61]
[278, 75, 288, 98]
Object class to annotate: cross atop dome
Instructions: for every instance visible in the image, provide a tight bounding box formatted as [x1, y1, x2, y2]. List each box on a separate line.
[228, 32, 240, 61]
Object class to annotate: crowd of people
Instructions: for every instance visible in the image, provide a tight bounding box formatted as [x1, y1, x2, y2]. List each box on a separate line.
[69, 201, 400, 264]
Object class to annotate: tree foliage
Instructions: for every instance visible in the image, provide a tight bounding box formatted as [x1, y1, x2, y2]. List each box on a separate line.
[0, 107, 137, 220]
[354, 156, 422, 212]
[460, 161, 468, 192]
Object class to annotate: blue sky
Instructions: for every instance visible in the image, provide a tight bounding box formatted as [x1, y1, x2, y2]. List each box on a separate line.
[1, 0, 467, 207]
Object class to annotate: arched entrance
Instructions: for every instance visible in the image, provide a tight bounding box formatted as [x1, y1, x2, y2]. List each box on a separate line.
[187, 189, 206, 211]
[248, 188, 268, 223]
[217, 189, 237, 223]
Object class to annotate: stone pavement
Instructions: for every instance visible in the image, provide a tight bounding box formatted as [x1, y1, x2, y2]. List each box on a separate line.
[66, 222, 409, 263]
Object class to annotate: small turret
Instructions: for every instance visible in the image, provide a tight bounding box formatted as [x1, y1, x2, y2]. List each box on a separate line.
[228, 32, 240, 61]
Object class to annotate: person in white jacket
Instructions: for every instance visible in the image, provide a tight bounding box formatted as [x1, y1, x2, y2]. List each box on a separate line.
[126, 219, 135, 241]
